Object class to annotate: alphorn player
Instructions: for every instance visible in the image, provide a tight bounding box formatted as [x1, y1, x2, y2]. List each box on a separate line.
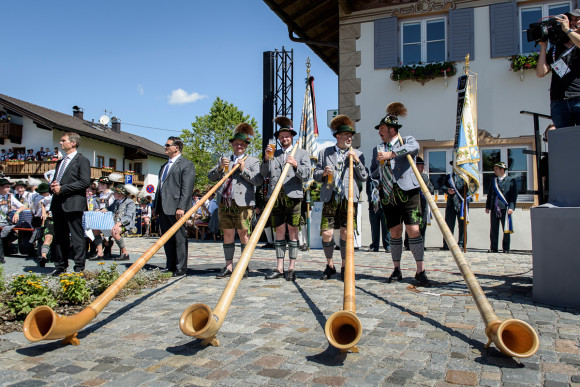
[209, 123, 263, 279]
[260, 116, 311, 281]
[371, 102, 430, 286]
[313, 114, 367, 280]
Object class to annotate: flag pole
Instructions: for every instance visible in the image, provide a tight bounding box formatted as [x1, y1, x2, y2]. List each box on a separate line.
[305, 58, 312, 250]
[462, 54, 470, 253]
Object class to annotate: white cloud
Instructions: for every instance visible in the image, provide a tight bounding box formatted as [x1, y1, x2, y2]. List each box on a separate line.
[137, 84, 144, 95]
[168, 88, 208, 105]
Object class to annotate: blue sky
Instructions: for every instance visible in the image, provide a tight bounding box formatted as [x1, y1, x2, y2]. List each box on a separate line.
[2, 0, 338, 147]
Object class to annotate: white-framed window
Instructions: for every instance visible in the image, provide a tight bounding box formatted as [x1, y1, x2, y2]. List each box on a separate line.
[520, 1, 571, 54]
[424, 145, 533, 202]
[401, 17, 447, 65]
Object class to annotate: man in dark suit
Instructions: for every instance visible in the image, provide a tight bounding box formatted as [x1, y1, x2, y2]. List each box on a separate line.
[485, 161, 517, 253]
[154, 136, 195, 277]
[49, 132, 91, 276]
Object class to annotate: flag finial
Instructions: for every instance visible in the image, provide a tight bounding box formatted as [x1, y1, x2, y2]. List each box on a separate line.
[306, 57, 311, 77]
[465, 54, 470, 75]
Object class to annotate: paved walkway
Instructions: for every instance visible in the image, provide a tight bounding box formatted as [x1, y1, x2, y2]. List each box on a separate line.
[0, 238, 579, 386]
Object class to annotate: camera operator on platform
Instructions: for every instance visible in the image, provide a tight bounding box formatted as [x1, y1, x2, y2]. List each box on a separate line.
[537, 10, 580, 128]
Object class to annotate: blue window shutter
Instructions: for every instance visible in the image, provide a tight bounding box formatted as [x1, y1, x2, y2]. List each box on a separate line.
[448, 8, 475, 61]
[375, 17, 398, 69]
[490, 2, 518, 57]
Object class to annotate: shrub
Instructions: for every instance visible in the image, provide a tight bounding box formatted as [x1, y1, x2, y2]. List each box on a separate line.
[57, 273, 91, 304]
[7, 273, 57, 318]
[95, 263, 120, 294]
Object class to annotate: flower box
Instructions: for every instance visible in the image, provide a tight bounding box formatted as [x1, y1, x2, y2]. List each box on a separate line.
[508, 53, 539, 71]
[391, 62, 456, 85]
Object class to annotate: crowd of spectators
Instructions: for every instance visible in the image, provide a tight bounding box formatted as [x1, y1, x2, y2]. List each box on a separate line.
[0, 147, 62, 161]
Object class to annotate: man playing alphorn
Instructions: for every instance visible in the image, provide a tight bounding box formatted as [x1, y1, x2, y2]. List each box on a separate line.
[313, 115, 367, 280]
[371, 102, 430, 286]
[261, 116, 311, 281]
[209, 123, 263, 279]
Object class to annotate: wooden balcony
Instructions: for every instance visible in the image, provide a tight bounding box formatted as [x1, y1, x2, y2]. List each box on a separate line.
[0, 161, 144, 185]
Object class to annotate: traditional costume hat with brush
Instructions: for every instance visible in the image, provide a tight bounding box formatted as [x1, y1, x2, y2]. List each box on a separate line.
[273, 116, 297, 137]
[375, 102, 407, 130]
[229, 123, 255, 143]
[330, 114, 356, 137]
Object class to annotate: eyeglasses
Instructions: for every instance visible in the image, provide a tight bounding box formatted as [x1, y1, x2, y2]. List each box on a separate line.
[164, 143, 175, 148]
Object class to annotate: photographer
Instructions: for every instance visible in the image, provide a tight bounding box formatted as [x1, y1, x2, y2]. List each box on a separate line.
[537, 10, 580, 128]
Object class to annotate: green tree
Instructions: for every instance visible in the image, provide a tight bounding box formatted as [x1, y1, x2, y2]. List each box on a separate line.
[181, 97, 262, 189]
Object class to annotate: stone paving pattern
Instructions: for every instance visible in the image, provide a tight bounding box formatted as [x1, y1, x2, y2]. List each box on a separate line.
[0, 238, 579, 386]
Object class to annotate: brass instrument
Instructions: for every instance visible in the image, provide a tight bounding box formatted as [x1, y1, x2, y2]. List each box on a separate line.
[23, 160, 245, 345]
[180, 140, 301, 346]
[324, 153, 362, 353]
[399, 134, 539, 358]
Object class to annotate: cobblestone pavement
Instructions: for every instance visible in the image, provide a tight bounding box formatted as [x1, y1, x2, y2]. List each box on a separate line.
[0, 237, 579, 386]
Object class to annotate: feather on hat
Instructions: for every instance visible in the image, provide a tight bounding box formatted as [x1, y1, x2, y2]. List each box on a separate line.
[230, 123, 255, 143]
[330, 114, 356, 137]
[273, 116, 297, 137]
[375, 102, 407, 129]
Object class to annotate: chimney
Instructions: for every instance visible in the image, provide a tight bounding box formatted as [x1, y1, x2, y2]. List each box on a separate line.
[72, 106, 84, 120]
[111, 116, 121, 133]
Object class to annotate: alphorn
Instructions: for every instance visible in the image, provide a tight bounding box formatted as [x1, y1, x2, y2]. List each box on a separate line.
[180, 140, 301, 346]
[398, 134, 539, 358]
[22, 160, 246, 345]
[324, 153, 363, 353]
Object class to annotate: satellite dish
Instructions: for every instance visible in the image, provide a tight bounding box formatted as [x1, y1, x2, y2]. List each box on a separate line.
[99, 115, 110, 125]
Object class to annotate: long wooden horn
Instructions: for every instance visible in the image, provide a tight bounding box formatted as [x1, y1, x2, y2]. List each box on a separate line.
[22, 160, 244, 345]
[180, 140, 302, 346]
[324, 152, 362, 353]
[398, 134, 539, 358]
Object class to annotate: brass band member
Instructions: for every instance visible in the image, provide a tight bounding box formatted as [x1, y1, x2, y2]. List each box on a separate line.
[209, 123, 263, 279]
[371, 103, 430, 286]
[261, 116, 311, 281]
[313, 115, 367, 280]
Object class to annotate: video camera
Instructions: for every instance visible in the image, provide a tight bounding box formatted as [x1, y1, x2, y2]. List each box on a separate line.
[527, 17, 570, 45]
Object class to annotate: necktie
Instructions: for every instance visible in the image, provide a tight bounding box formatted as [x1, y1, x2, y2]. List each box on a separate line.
[380, 143, 394, 199]
[56, 157, 70, 183]
[161, 160, 172, 183]
[335, 149, 348, 201]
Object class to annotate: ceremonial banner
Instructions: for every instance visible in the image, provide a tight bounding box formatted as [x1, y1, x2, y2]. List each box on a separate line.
[454, 74, 480, 196]
[300, 75, 319, 190]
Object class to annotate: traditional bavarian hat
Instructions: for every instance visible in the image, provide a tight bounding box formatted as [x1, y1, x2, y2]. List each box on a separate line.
[330, 114, 356, 137]
[36, 183, 50, 194]
[375, 102, 407, 130]
[273, 116, 297, 137]
[229, 123, 254, 143]
[493, 161, 508, 170]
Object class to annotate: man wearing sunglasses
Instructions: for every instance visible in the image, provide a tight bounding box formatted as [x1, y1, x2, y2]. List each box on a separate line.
[154, 137, 195, 277]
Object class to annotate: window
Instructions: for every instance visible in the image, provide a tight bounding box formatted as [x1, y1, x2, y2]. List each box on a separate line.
[482, 149, 501, 194]
[134, 162, 143, 175]
[109, 158, 117, 171]
[508, 148, 528, 195]
[426, 145, 533, 201]
[427, 150, 448, 193]
[520, 2, 571, 54]
[401, 17, 446, 65]
[96, 156, 105, 168]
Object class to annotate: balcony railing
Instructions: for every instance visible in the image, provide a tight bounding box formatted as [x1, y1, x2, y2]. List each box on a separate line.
[0, 161, 144, 185]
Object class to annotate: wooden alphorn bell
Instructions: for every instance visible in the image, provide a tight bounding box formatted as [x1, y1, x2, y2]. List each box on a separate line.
[179, 140, 302, 346]
[397, 134, 538, 358]
[22, 160, 245, 345]
[324, 153, 363, 353]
